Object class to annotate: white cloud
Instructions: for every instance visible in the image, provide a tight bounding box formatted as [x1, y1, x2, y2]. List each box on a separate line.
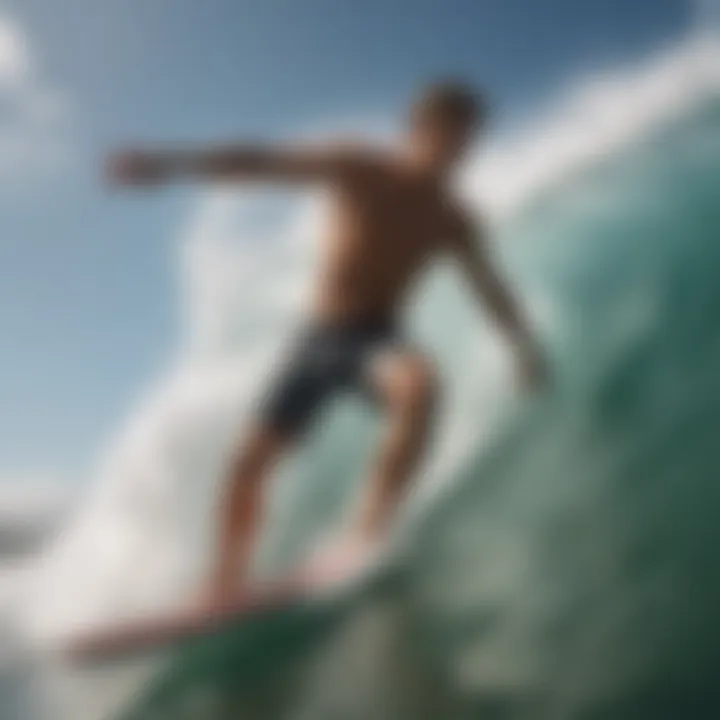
[0, 14, 73, 184]
[0, 16, 30, 86]
[0, 476, 69, 525]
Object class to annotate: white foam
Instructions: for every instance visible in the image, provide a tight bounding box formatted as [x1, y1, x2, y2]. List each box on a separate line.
[465, 34, 720, 219]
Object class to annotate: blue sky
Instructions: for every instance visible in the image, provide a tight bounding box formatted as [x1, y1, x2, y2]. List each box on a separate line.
[0, 0, 694, 484]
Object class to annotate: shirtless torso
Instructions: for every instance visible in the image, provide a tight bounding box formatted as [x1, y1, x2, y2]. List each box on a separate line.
[313, 154, 462, 322]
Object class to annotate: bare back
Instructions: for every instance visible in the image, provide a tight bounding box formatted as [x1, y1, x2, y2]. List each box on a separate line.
[313, 157, 459, 323]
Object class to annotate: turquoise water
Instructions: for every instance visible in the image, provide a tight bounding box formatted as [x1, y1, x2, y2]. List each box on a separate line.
[109, 94, 720, 719]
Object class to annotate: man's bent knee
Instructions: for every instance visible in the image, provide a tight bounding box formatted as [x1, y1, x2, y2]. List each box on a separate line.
[387, 356, 439, 417]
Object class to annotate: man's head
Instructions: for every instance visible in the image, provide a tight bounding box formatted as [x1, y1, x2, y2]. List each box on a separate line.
[408, 80, 486, 174]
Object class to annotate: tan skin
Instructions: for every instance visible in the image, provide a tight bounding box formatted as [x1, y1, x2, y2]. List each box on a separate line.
[109, 108, 546, 606]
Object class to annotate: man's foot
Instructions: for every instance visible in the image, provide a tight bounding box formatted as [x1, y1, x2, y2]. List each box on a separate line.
[305, 529, 383, 585]
[196, 575, 244, 613]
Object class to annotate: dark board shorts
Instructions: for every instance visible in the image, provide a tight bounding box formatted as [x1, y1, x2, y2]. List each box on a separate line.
[258, 316, 409, 436]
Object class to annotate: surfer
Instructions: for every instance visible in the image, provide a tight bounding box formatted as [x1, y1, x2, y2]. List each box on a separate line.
[108, 81, 547, 606]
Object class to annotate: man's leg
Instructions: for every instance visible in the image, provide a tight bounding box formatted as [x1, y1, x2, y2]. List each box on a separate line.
[209, 424, 291, 603]
[356, 351, 439, 539]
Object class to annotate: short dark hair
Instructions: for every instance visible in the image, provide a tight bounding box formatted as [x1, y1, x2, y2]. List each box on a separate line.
[413, 80, 486, 128]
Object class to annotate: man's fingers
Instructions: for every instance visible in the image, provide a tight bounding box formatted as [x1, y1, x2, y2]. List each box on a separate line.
[105, 151, 164, 186]
[106, 152, 137, 184]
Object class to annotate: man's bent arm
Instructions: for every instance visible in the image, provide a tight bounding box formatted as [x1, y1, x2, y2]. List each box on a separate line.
[451, 217, 546, 386]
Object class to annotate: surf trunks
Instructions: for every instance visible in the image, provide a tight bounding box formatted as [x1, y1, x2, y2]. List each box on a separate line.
[258, 316, 407, 436]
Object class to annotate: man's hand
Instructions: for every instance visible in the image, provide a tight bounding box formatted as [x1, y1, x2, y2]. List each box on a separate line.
[106, 150, 170, 187]
[449, 212, 551, 393]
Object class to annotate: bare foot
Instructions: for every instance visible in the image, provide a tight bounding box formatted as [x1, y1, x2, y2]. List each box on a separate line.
[197, 577, 242, 613]
[305, 529, 382, 584]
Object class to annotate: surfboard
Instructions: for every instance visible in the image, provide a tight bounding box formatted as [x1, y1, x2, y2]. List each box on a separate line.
[65, 547, 380, 665]
[112, 576, 368, 720]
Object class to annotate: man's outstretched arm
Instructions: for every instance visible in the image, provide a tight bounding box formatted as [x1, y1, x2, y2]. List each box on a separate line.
[107, 142, 364, 187]
[450, 214, 547, 389]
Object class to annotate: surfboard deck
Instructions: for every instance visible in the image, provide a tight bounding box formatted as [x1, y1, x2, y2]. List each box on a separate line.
[65, 551, 378, 664]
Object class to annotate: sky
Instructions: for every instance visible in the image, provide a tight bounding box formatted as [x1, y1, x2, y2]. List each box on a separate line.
[0, 0, 696, 488]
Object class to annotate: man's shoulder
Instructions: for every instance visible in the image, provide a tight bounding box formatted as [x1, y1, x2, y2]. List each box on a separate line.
[323, 138, 395, 174]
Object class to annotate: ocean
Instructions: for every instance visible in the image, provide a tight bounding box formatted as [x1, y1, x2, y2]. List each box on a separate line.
[3, 34, 720, 720]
